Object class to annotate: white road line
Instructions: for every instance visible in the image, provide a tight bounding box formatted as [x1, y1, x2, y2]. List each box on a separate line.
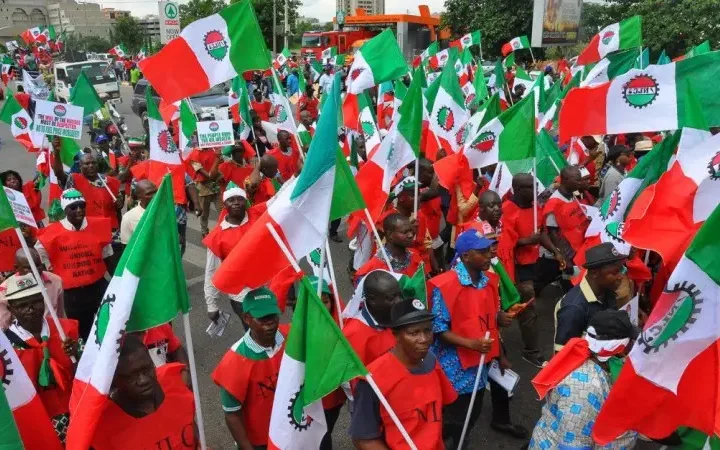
[182, 241, 208, 269]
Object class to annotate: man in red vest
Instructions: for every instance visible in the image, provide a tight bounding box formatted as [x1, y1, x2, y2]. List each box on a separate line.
[245, 154, 280, 205]
[52, 148, 122, 230]
[350, 298, 457, 449]
[202, 182, 266, 323]
[188, 146, 223, 236]
[91, 335, 196, 450]
[35, 189, 113, 340]
[212, 287, 288, 449]
[343, 270, 403, 366]
[4, 272, 80, 443]
[266, 130, 300, 183]
[211, 142, 255, 198]
[502, 173, 565, 368]
[428, 230, 500, 449]
[418, 158, 445, 269]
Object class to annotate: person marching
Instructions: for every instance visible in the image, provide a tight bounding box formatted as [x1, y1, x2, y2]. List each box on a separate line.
[91, 335, 197, 450]
[245, 154, 280, 205]
[350, 298, 458, 449]
[187, 145, 223, 237]
[212, 287, 289, 450]
[266, 130, 301, 183]
[3, 272, 79, 444]
[35, 189, 113, 340]
[203, 182, 266, 323]
[429, 230, 500, 449]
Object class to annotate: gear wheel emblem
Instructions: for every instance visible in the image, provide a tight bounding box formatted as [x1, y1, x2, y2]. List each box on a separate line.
[287, 385, 313, 431]
[94, 293, 124, 353]
[0, 348, 13, 386]
[707, 151, 720, 180]
[600, 189, 621, 221]
[639, 281, 702, 354]
[436, 106, 455, 132]
[603, 221, 625, 244]
[622, 74, 659, 109]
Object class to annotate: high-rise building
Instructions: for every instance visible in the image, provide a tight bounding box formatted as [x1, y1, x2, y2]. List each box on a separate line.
[137, 15, 160, 40]
[47, 0, 115, 39]
[102, 8, 130, 20]
[336, 0, 384, 19]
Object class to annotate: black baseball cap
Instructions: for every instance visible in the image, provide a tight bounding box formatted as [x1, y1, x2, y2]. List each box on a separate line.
[588, 310, 639, 340]
[583, 243, 627, 269]
[390, 298, 435, 329]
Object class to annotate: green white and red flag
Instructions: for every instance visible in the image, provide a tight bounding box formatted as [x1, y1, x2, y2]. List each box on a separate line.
[214, 74, 363, 292]
[358, 91, 381, 157]
[229, 77, 252, 140]
[451, 30, 481, 50]
[20, 27, 42, 45]
[576, 16, 642, 66]
[0, 92, 43, 152]
[66, 175, 190, 450]
[39, 25, 56, 43]
[428, 47, 456, 70]
[273, 47, 291, 70]
[178, 99, 197, 157]
[501, 35, 530, 56]
[580, 47, 641, 87]
[345, 29, 407, 94]
[559, 51, 720, 143]
[414, 41, 439, 67]
[137, 45, 148, 60]
[268, 277, 367, 448]
[593, 200, 720, 444]
[321, 46, 337, 61]
[430, 52, 469, 153]
[270, 67, 298, 136]
[109, 44, 127, 58]
[139, 0, 269, 104]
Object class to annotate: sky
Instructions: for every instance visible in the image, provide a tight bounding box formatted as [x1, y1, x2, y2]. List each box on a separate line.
[96, 0, 445, 24]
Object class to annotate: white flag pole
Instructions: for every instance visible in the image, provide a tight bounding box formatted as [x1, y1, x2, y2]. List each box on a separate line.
[324, 240, 344, 329]
[456, 331, 491, 450]
[533, 157, 538, 233]
[363, 207, 394, 272]
[182, 312, 207, 450]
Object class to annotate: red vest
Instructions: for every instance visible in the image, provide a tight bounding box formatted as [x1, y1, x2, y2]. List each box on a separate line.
[253, 178, 276, 204]
[38, 218, 111, 288]
[354, 249, 427, 284]
[22, 181, 45, 222]
[201, 204, 266, 260]
[267, 146, 300, 182]
[211, 325, 289, 447]
[11, 318, 78, 418]
[542, 197, 590, 255]
[420, 194, 442, 239]
[343, 317, 396, 367]
[368, 353, 457, 449]
[218, 161, 254, 192]
[429, 270, 500, 367]
[188, 149, 217, 182]
[0, 229, 22, 272]
[92, 364, 196, 450]
[502, 200, 539, 265]
[72, 174, 120, 229]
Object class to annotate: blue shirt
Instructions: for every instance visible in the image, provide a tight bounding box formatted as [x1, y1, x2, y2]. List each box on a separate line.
[286, 73, 299, 96]
[431, 262, 490, 395]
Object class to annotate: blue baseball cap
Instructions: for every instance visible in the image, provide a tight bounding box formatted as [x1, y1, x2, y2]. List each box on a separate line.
[95, 134, 109, 144]
[455, 230, 496, 256]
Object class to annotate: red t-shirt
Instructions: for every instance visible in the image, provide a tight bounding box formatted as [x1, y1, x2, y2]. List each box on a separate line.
[297, 95, 319, 120]
[251, 100, 272, 122]
[14, 92, 30, 110]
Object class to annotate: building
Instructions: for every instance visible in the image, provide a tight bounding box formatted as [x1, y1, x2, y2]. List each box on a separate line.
[297, 16, 319, 25]
[137, 15, 160, 40]
[103, 8, 130, 20]
[47, 0, 115, 39]
[0, 0, 49, 41]
[336, 0, 384, 18]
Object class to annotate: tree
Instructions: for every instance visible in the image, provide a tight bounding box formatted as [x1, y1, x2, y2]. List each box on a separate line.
[179, 0, 226, 28]
[230, 0, 301, 52]
[442, 0, 534, 59]
[64, 33, 113, 53]
[112, 16, 147, 54]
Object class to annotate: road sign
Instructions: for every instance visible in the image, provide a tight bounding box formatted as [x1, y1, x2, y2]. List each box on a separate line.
[159, 1, 181, 44]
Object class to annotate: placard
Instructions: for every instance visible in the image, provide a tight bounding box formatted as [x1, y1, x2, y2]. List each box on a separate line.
[531, 0, 582, 47]
[3, 187, 36, 228]
[196, 119, 234, 148]
[159, 1, 181, 44]
[33, 100, 83, 140]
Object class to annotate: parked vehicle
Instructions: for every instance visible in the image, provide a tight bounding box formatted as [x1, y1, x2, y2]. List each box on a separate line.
[54, 60, 121, 103]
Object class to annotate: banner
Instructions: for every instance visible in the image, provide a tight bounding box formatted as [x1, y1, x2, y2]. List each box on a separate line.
[33, 100, 84, 139]
[2, 187, 36, 228]
[158, 1, 181, 44]
[531, 0, 582, 46]
[196, 119, 234, 148]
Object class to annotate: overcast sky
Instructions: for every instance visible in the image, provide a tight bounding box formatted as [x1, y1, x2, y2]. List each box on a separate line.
[96, 0, 445, 24]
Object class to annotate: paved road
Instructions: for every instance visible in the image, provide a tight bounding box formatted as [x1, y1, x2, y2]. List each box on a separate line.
[0, 84, 656, 450]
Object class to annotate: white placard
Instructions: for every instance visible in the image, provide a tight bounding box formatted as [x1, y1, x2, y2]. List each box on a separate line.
[212, 107, 229, 121]
[196, 119, 234, 148]
[159, 1, 181, 44]
[33, 100, 83, 140]
[488, 360, 520, 393]
[3, 187, 37, 229]
[619, 294, 639, 326]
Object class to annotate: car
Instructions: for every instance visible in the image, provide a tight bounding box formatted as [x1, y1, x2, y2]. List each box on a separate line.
[131, 79, 230, 130]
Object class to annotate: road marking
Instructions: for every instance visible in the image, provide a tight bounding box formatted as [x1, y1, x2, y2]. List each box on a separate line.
[183, 241, 207, 269]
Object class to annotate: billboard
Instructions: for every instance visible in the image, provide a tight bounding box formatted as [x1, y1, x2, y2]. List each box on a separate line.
[159, 1, 181, 44]
[531, 0, 583, 47]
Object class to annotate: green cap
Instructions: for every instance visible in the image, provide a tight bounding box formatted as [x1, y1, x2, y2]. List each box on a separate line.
[308, 275, 330, 295]
[243, 287, 281, 318]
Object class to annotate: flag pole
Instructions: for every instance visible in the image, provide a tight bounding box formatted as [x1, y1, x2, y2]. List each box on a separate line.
[532, 156, 538, 233]
[529, 47, 536, 66]
[456, 331, 491, 450]
[182, 312, 207, 450]
[98, 175, 117, 202]
[324, 240, 344, 329]
[413, 157, 420, 218]
[265, 222, 303, 273]
[316, 241, 326, 298]
[363, 207, 394, 272]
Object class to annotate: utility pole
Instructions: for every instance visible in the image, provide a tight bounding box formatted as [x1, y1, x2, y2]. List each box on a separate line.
[272, 0, 276, 53]
[283, 0, 289, 49]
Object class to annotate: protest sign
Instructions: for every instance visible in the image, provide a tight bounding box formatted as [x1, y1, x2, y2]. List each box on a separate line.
[196, 119, 234, 148]
[2, 187, 36, 228]
[33, 100, 83, 139]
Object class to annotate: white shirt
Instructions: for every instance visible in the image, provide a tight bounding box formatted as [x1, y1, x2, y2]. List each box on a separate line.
[34, 218, 114, 271]
[204, 217, 250, 313]
[318, 73, 334, 94]
[120, 205, 145, 244]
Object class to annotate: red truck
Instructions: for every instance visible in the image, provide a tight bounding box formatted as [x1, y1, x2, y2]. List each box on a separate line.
[301, 29, 378, 61]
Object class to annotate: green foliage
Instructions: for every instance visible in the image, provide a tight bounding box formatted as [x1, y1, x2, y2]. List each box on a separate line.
[321, 22, 334, 32]
[64, 33, 113, 53]
[179, 0, 226, 28]
[112, 16, 147, 54]
[442, 0, 534, 58]
[580, 0, 720, 59]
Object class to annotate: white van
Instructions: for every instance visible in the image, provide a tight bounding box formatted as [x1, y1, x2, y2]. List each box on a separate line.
[54, 60, 121, 104]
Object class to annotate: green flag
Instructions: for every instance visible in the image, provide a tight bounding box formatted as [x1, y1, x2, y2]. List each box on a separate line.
[0, 386, 23, 450]
[124, 174, 191, 331]
[685, 40, 711, 59]
[492, 261, 521, 310]
[472, 64, 489, 104]
[329, 146, 366, 220]
[179, 100, 197, 153]
[0, 186, 19, 232]
[657, 49, 671, 65]
[70, 71, 104, 115]
[55, 137, 81, 168]
[498, 91, 536, 161]
[399, 263, 427, 306]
